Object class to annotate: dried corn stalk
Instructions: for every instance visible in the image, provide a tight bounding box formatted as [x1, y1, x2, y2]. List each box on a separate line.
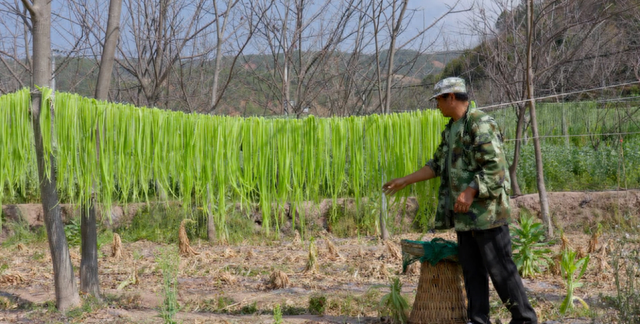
[379, 263, 390, 280]
[405, 262, 420, 276]
[223, 248, 236, 258]
[576, 246, 585, 260]
[324, 237, 341, 260]
[549, 253, 562, 276]
[0, 274, 24, 285]
[293, 230, 301, 245]
[588, 226, 602, 254]
[304, 239, 317, 273]
[246, 249, 255, 259]
[112, 233, 122, 259]
[117, 262, 139, 290]
[179, 219, 199, 257]
[560, 231, 570, 251]
[266, 270, 290, 289]
[385, 241, 401, 260]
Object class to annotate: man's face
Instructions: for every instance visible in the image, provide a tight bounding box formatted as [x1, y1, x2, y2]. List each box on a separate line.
[435, 93, 454, 117]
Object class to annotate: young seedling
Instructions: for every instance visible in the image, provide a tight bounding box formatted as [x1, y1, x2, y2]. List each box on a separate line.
[560, 248, 590, 314]
[379, 277, 409, 324]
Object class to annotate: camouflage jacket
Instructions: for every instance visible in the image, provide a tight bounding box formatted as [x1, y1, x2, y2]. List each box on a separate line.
[426, 105, 511, 231]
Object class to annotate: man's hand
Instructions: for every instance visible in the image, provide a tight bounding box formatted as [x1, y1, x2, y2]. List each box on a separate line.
[382, 178, 408, 195]
[454, 186, 478, 213]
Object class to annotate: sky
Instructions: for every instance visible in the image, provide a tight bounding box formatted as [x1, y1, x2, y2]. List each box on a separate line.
[0, 0, 485, 59]
[406, 0, 480, 51]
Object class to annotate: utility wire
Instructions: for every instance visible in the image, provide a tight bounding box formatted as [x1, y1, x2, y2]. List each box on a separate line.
[503, 131, 640, 142]
[477, 80, 640, 110]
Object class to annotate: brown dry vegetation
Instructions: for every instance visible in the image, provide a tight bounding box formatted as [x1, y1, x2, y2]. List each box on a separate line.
[0, 191, 638, 323]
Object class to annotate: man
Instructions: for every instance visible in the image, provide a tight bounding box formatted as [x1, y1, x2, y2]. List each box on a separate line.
[382, 77, 537, 324]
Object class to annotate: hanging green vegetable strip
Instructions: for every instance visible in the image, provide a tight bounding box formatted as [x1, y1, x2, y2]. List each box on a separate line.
[272, 119, 287, 232]
[0, 93, 7, 207]
[289, 118, 305, 233]
[1, 90, 33, 206]
[214, 115, 229, 240]
[2, 88, 451, 236]
[347, 116, 365, 213]
[239, 117, 256, 207]
[256, 118, 272, 233]
[11, 90, 32, 198]
[302, 116, 318, 203]
[97, 100, 114, 208]
[329, 118, 346, 221]
[362, 115, 378, 203]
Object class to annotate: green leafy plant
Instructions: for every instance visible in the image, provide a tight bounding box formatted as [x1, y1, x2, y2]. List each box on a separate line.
[64, 217, 81, 247]
[510, 213, 553, 277]
[273, 304, 283, 324]
[157, 247, 180, 323]
[559, 248, 590, 314]
[612, 240, 640, 323]
[308, 295, 326, 315]
[2, 219, 46, 247]
[379, 277, 409, 324]
[238, 302, 258, 315]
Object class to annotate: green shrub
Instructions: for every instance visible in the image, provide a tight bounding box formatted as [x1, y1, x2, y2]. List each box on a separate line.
[237, 302, 258, 315]
[510, 212, 553, 278]
[379, 277, 409, 324]
[309, 295, 326, 315]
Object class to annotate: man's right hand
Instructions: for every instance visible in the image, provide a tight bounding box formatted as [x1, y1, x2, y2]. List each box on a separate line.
[382, 178, 409, 195]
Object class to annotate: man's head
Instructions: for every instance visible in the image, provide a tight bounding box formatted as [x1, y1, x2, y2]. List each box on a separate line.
[430, 77, 469, 120]
[429, 77, 467, 100]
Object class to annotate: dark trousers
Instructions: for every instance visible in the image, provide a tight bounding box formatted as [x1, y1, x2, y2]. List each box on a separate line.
[457, 225, 538, 324]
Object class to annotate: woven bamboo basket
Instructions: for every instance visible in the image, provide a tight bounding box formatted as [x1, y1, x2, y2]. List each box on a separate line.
[401, 240, 467, 324]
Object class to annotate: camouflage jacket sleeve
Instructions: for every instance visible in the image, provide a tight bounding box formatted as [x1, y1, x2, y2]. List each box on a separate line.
[468, 116, 510, 199]
[426, 126, 448, 176]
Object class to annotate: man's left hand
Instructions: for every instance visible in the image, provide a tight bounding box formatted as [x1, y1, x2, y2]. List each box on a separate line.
[454, 187, 478, 213]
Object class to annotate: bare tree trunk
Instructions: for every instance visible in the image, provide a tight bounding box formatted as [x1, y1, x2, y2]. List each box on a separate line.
[20, 0, 81, 311]
[526, 0, 552, 237]
[95, 0, 123, 100]
[509, 104, 526, 195]
[80, 0, 123, 299]
[210, 0, 233, 112]
[383, 0, 407, 114]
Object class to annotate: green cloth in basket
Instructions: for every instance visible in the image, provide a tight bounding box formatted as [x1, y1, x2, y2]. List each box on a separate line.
[402, 238, 459, 273]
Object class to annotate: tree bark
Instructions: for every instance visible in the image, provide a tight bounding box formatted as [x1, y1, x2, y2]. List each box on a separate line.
[23, 0, 80, 310]
[526, 0, 552, 237]
[80, 200, 100, 297]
